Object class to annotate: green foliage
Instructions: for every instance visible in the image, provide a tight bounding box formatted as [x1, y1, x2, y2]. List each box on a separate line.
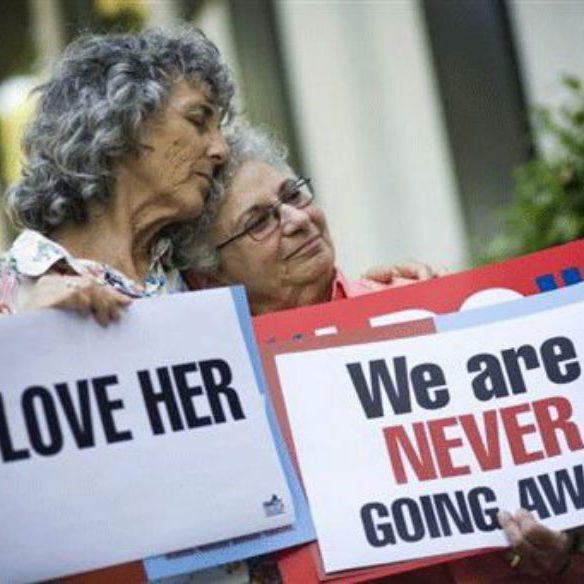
[484, 75, 584, 262]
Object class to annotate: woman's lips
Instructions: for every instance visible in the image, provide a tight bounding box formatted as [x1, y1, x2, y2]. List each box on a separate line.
[286, 235, 323, 260]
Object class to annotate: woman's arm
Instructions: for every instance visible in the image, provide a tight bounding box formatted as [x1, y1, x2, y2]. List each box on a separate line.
[362, 261, 447, 284]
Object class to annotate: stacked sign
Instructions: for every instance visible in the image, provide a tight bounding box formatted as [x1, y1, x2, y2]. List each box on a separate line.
[0, 288, 314, 582]
[254, 239, 584, 582]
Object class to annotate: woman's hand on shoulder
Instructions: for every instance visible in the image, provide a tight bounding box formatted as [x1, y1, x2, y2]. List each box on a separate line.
[21, 274, 132, 326]
[362, 261, 447, 284]
[498, 508, 574, 577]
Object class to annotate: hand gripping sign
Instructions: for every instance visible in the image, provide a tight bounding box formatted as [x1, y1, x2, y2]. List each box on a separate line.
[253, 240, 584, 582]
[0, 288, 313, 583]
[264, 283, 584, 574]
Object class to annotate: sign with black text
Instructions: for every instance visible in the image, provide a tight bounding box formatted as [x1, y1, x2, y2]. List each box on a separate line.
[268, 284, 584, 573]
[0, 288, 296, 583]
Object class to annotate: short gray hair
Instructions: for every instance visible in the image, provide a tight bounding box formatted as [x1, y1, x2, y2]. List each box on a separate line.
[5, 27, 235, 233]
[172, 123, 292, 274]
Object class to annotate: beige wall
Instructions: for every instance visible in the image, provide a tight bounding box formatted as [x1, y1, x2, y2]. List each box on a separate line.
[510, 0, 584, 110]
[3, 0, 583, 265]
[274, 0, 467, 277]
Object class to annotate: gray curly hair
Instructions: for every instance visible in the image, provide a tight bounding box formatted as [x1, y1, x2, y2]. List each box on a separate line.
[5, 27, 235, 233]
[172, 123, 291, 274]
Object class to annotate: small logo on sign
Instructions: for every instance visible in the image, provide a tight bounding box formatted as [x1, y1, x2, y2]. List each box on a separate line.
[263, 494, 285, 517]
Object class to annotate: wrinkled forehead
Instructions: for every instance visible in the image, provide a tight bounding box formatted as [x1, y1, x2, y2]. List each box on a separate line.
[235, 160, 291, 196]
[218, 160, 292, 228]
[182, 77, 230, 121]
[167, 78, 217, 111]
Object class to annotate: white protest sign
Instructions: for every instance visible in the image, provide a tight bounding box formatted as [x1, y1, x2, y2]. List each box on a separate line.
[273, 292, 584, 573]
[0, 288, 294, 583]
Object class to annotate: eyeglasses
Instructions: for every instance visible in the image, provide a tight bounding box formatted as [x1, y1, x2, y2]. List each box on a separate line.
[216, 177, 314, 249]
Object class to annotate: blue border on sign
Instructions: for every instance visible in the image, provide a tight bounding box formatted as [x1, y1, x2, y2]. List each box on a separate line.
[144, 286, 315, 580]
[436, 282, 584, 333]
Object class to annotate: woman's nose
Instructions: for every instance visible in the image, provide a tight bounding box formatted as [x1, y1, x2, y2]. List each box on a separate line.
[207, 130, 229, 167]
[280, 203, 311, 234]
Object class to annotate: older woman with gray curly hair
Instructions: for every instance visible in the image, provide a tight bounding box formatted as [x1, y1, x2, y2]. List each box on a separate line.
[0, 27, 232, 324]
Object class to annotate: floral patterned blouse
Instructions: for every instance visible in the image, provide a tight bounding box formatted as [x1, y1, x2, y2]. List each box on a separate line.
[0, 229, 186, 314]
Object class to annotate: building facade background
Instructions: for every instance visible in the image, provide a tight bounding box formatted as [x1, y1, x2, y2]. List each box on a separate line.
[0, 0, 582, 276]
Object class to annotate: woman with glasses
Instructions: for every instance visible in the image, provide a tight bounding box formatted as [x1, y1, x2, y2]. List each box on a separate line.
[180, 124, 422, 315]
[180, 124, 584, 582]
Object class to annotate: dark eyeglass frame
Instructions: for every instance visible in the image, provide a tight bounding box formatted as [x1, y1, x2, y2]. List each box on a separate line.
[216, 176, 314, 250]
